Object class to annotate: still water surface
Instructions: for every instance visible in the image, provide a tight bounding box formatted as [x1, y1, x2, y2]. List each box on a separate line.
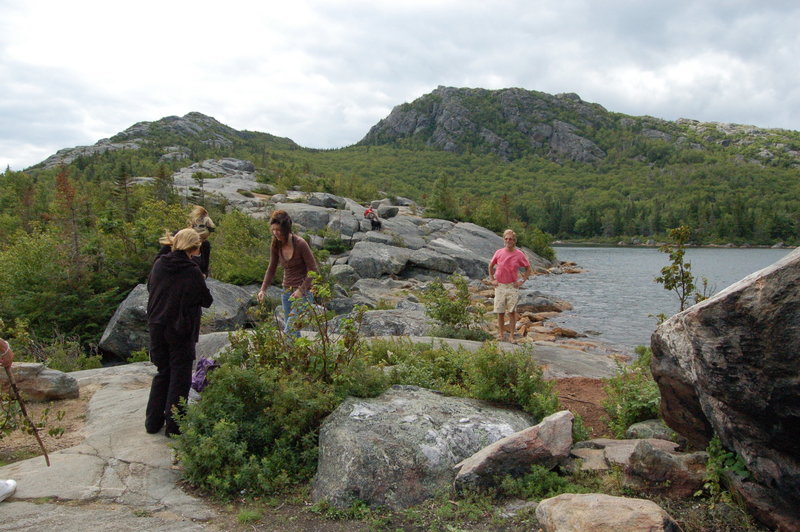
[527, 246, 793, 349]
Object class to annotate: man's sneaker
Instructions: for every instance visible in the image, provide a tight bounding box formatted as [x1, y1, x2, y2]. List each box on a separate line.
[0, 479, 17, 502]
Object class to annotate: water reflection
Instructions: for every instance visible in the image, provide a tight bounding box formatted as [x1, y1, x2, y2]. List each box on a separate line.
[528, 246, 793, 349]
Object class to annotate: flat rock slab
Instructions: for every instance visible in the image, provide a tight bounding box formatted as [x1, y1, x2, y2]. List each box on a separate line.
[1, 501, 213, 532]
[0, 362, 216, 529]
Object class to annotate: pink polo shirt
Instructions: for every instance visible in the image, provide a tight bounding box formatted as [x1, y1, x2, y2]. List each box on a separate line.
[490, 247, 530, 284]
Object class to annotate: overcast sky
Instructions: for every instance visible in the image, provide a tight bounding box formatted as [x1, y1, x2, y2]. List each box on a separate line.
[1, 0, 798, 170]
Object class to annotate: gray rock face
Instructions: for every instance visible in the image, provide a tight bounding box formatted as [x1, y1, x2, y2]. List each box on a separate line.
[536, 493, 680, 532]
[359, 86, 612, 163]
[454, 410, 573, 491]
[651, 248, 800, 531]
[0, 363, 216, 529]
[99, 280, 255, 359]
[349, 278, 419, 307]
[347, 241, 413, 278]
[352, 309, 435, 337]
[329, 264, 360, 289]
[307, 192, 346, 209]
[0, 362, 79, 401]
[98, 284, 150, 360]
[408, 247, 460, 274]
[311, 385, 534, 509]
[377, 205, 399, 219]
[549, 120, 606, 163]
[272, 202, 331, 232]
[169, 158, 271, 213]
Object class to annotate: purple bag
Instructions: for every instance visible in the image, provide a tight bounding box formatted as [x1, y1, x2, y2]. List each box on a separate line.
[191, 357, 219, 393]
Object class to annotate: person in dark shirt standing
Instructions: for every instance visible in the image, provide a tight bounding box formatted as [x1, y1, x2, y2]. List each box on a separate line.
[146, 228, 213, 437]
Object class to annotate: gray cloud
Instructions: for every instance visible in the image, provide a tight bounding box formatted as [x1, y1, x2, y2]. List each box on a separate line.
[1, 0, 798, 170]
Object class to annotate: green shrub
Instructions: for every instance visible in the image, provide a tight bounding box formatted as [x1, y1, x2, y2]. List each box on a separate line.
[371, 339, 471, 395]
[371, 339, 560, 422]
[420, 274, 486, 338]
[174, 363, 340, 497]
[427, 324, 494, 342]
[701, 436, 751, 500]
[0, 321, 101, 372]
[499, 464, 591, 500]
[127, 349, 150, 363]
[211, 210, 271, 285]
[464, 343, 560, 421]
[602, 346, 661, 438]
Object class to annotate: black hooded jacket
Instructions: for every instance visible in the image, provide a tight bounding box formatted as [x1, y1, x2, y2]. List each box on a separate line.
[147, 251, 213, 342]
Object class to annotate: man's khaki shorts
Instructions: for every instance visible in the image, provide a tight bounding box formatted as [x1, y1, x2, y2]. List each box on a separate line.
[493, 283, 520, 314]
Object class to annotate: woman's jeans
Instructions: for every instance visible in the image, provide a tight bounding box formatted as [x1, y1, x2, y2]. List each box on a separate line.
[281, 289, 314, 338]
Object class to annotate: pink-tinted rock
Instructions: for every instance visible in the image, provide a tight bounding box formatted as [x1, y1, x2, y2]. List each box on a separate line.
[453, 410, 573, 490]
[536, 493, 680, 532]
[651, 248, 800, 530]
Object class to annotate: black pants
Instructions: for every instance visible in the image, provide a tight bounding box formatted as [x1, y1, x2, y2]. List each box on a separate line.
[370, 219, 382, 230]
[145, 323, 195, 437]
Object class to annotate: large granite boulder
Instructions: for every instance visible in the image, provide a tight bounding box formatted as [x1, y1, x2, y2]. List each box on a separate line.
[347, 241, 413, 278]
[97, 284, 150, 360]
[651, 248, 800, 531]
[311, 385, 534, 509]
[98, 279, 256, 359]
[0, 362, 79, 401]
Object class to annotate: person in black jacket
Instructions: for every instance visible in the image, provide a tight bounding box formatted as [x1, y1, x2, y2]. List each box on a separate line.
[145, 228, 213, 437]
[155, 206, 215, 278]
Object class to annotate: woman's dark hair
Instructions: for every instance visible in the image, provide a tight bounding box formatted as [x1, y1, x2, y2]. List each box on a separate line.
[270, 209, 293, 251]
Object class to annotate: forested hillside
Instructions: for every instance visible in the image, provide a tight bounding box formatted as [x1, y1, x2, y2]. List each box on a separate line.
[1, 87, 799, 348]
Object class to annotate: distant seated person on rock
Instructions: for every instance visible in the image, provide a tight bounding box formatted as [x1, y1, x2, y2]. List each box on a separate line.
[0, 337, 18, 503]
[488, 229, 532, 343]
[156, 205, 215, 278]
[364, 207, 382, 231]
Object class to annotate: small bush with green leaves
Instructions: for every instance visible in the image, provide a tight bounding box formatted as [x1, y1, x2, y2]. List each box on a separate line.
[371, 339, 560, 422]
[0, 320, 101, 372]
[427, 324, 494, 342]
[127, 348, 150, 363]
[464, 343, 560, 421]
[499, 464, 592, 500]
[211, 210, 272, 285]
[602, 346, 661, 438]
[420, 274, 485, 337]
[700, 435, 751, 501]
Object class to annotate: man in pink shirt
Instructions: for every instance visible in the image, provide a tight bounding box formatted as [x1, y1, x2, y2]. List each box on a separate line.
[488, 229, 532, 343]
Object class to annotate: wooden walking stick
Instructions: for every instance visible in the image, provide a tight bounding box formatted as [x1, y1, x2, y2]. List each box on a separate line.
[3, 366, 51, 467]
